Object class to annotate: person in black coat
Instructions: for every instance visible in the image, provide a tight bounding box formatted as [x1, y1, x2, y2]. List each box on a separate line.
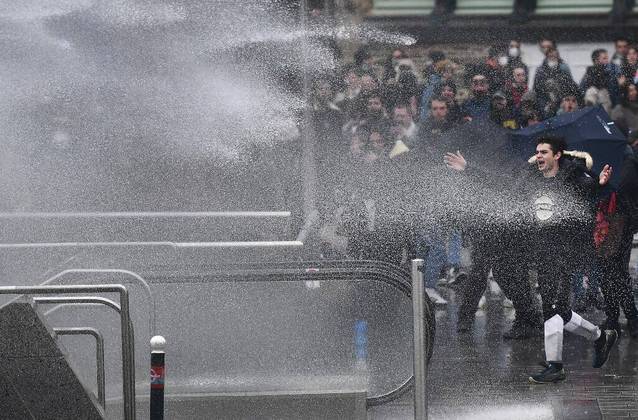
[442, 119, 544, 339]
[594, 136, 638, 337]
[446, 135, 619, 382]
[522, 137, 617, 383]
[532, 48, 579, 119]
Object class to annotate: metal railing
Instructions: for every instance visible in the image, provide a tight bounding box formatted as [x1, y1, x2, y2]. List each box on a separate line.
[2, 255, 433, 416]
[41, 269, 156, 337]
[0, 211, 297, 250]
[53, 327, 106, 409]
[33, 296, 119, 410]
[144, 259, 435, 408]
[0, 285, 136, 420]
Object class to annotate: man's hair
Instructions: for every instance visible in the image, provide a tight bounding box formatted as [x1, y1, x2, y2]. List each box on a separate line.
[353, 46, 371, 66]
[428, 50, 445, 63]
[591, 48, 608, 63]
[539, 36, 557, 48]
[537, 136, 567, 155]
[614, 35, 631, 44]
[364, 89, 384, 103]
[392, 102, 410, 113]
[487, 46, 501, 59]
[429, 96, 448, 108]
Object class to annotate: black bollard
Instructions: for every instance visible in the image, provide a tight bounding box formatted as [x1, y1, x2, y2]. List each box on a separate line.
[150, 335, 166, 420]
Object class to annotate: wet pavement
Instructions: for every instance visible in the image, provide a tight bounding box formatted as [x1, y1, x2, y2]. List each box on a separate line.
[369, 285, 638, 420]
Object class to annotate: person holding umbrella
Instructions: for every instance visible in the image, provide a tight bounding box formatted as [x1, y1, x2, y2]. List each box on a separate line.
[594, 132, 638, 338]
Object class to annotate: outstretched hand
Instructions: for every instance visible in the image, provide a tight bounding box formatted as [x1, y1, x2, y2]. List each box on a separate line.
[599, 164, 612, 186]
[444, 151, 467, 172]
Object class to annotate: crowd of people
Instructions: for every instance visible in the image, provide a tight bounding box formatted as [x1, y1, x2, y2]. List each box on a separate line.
[307, 35, 638, 383]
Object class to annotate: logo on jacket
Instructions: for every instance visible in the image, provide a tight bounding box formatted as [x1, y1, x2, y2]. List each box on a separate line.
[596, 115, 612, 135]
[534, 195, 554, 221]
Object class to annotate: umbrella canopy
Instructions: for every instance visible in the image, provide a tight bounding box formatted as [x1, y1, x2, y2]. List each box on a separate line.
[510, 106, 627, 189]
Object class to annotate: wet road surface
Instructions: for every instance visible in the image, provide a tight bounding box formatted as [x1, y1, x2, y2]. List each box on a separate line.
[370, 286, 638, 419]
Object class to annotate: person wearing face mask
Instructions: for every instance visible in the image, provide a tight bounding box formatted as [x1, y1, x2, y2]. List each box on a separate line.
[504, 39, 528, 77]
[483, 46, 507, 94]
[532, 47, 578, 119]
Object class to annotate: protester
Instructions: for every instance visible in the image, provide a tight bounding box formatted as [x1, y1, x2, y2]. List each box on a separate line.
[420, 57, 456, 121]
[504, 66, 529, 110]
[580, 49, 617, 113]
[311, 38, 638, 356]
[390, 103, 418, 146]
[532, 47, 578, 118]
[612, 36, 631, 67]
[524, 137, 617, 383]
[611, 82, 638, 135]
[620, 46, 638, 85]
[461, 71, 492, 120]
[594, 132, 638, 337]
[556, 89, 582, 115]
[443, 121, 544, 338]
[504, 38, 528, 77]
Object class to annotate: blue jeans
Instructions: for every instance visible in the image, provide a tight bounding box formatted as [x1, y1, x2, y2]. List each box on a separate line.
[416, 227, 448, 288]
[447, 231, 462, 267]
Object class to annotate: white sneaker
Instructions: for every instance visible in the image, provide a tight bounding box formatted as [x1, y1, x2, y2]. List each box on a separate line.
[426, 287, 448, 305]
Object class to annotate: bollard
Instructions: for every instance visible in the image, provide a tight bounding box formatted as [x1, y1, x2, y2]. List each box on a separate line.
[150, 335, 166, 420]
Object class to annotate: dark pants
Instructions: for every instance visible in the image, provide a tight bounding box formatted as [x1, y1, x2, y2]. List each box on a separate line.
[537, 261, 573, 322]
[458, 235, 540, 325]
[597, 222, 638, 324]
[535, 230, 593, 323]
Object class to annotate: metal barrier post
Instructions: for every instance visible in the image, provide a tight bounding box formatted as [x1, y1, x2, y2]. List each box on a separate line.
[150, 336, 166, 420]
[411, 259, 427, 420]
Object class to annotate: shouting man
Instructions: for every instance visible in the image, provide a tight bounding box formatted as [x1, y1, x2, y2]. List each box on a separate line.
[528, 136, 617, 383]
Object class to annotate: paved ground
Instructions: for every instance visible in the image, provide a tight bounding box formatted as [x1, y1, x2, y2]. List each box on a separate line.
[369, 285, 638, 420]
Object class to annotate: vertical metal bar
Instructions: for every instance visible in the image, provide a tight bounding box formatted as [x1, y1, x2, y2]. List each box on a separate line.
[411, 259, 427, 420]
[95, 332, 106, 410]
[53, 328, 106, 409]
[150, 336, 166, 420]
[300, 0, 317, 221]
[119, 288, 136, 420]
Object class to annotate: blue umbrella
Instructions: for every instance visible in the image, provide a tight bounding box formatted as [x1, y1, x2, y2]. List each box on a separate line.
[510, 106, 627, 189]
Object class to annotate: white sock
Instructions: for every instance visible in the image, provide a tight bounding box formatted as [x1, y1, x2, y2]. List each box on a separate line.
[544, 314, 564, 362]
[564, 311, 601, 341]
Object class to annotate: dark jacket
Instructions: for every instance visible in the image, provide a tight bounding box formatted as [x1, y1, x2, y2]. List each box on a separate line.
[532, 60, 579, 118]
[523, 153, 599, 262]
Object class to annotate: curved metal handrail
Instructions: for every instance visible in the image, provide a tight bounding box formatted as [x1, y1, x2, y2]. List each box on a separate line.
[36, 296, 121, 313]
[142, 259, 435, 406]
[41, 269, 155, 337]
